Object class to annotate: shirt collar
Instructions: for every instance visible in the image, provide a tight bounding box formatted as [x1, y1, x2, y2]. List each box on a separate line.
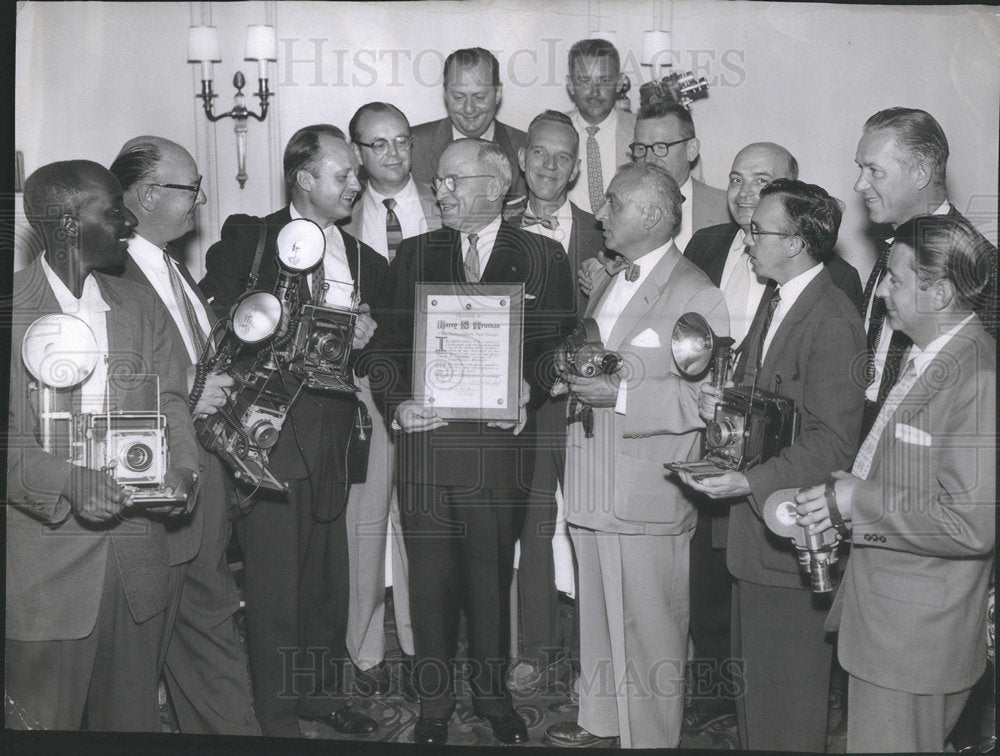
[679, 175, 693, 205]
[127, 233, 169, 272]
[40, 255, 110, 314]
[453, 121, 495, 143]
[467, 213, 503, 246]
[365, 175, 419, 206]
[729, 227, 748, 254]
[776, 262, 823, 309]
[885, 200, 952, 245]
[910, 313, 976, 377]
[289, 200, 338, 230]
[572, 108, 617, 132]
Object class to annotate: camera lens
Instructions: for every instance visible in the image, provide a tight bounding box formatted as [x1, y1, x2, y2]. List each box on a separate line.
[706, 420, 736, 448]
[250, 421, 280, 449]
[316, 332, 346, 362]
[123, 443, 154, 472]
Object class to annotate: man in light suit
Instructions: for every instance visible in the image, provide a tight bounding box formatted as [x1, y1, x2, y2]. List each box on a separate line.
[545, 162, 729, 749]
[631, 100, 729, 251]
[199, 125, 384, 738]
[410, 47, 527, 204]
[367, 138, 575, 746]
[679, 179, 865, 751]
[565, 38, 635, 215]
[109, 136, 259, 735]
[503, 110, 604, 693]
[853, 107, 998, 439]
[6, 160, 198, 730]
[682, 143, 862, 733]
[341, 101, 441, 699]
[796, 214, 995, 753]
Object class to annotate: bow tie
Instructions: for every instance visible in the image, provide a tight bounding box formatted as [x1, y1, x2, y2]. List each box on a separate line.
[606, 256, 639, 282]
[521, 210, 559, 230]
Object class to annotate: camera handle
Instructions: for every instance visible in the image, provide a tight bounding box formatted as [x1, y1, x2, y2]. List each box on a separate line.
[711, 336, 735, 390]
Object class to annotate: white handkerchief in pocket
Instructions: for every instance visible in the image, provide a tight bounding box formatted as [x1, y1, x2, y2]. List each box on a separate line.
[894, 423, 932, 447]
[629, 328, 661, 348]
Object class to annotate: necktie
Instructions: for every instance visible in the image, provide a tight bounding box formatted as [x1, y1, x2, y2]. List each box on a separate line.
[465, 232, 481, 282]
[310, 260, 326, 302]
[852, 358, 918, 480]
[585, 126, 604, 214]
[522, 209, 559, 230]
[863, 244, 891, 384]
[605, 256, 639, 282]
[383, 197, 402, 262]
[163, 250, 208, 357]
[757, 287, 781, 368]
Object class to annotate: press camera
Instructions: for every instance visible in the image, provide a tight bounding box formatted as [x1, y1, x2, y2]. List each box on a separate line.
[555, 318, 623, 438]
[191, 291, 291, 492]
[22, 313, 184, 507]
[270, 218, 359, 394]
[665, 312, 799, 478]
[762, 489, 841, 593]
[639, 71, 710, 110]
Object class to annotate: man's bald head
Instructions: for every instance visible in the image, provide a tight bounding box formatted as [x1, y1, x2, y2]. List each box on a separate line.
[110, 136, 205, 246]
[726, 142, 799, 230]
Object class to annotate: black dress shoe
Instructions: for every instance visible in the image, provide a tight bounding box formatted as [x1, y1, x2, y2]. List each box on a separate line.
[682, 700, 736, 735]
[485, 709, 529, 745]
[354, 661, 392, 697]
[414, 716, 449, 745]
[544, 720, 616, 747]
[301, 705, 379, 736]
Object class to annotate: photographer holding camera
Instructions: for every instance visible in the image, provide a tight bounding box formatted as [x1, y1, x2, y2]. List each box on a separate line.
[7, 161, 199, 730]
[794, 215, 995, 753]
[546, 162, 729, 749]
[677, 179, 865, 751]
[198, 125, 385, 738]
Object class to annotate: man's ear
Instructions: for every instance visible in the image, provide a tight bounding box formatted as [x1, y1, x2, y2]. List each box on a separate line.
[352, 143, 363, 165]
[643, 204, 664, 229]
[296, 169, 315, 192]
[61, 214, 80, 238]
[785, 234, 805, 259]
[136, 184, 157, 213]
[517, 147, 526, 173]
[486, 176, 504, 202]
[565, 75, 576, 101]
[569, 158, 581, 185]
[911, 159, 933, 191]
[494, 85, 503, 109]
[685, 137, 701, 165]
[932, 278, 956, 311]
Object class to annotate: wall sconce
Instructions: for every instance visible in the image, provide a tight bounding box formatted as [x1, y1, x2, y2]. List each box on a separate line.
[642, 30, 673, 79]
[187, 24, 277, 188]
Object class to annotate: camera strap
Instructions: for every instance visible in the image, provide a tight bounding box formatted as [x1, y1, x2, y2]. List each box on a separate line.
[245, 220, 269, 292]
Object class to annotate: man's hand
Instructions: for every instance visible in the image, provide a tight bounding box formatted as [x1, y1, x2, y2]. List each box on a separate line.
[578, 256, 608, 297]
[676, 469, 752, 499]
[566, 372, 620, 408]
[353, 303, 377, 349]
[188, 368, 234, 417]
[62, 466, 129, 523]
[488, 378, 531, 435]
[795, 470, 858, 535]
[140, 467, 199, 517]
[698, 383, 724, 423]
[394, 399, 449, 434]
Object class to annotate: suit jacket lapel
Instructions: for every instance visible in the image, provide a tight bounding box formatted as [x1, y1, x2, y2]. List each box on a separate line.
[607, 246, 682, 350]
[763, 269, 829, 362]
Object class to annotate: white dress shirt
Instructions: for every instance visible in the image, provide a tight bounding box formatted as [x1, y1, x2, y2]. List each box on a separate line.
[718, 228, 769, 346]
[127, 234, 212, 363]
[357, 176, 429, 261]
[521, 199, 574, 254]
[290, 202, 356, 309]
[452, 121, 495, 143]
[593, 241, 674, 414]
[40, 256, 109, 415]
[462, 214, 502, 277]
[864, 200, 951, 401]
[760, 262, 824, 362]
[567, 109, 620, 211]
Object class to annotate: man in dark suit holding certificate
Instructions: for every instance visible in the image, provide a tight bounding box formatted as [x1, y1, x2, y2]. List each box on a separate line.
[367, 138, 574, 745]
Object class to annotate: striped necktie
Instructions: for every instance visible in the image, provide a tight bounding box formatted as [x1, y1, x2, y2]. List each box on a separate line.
[863, 243, 890, 384]
[852, 358, 918, 480]
[384, 197, 402, 262]
[585, 126, 605, 214]
[163, 250, 208, 357]
[465, 233, 481, 282]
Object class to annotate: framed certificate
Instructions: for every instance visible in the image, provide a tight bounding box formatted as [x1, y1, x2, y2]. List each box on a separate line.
[412, 282, 524, 421]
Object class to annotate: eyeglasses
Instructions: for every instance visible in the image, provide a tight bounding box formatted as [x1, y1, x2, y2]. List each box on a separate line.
[356, 136, 413, 156]
[748, 222, 794, 242]
[431, 174, 494, 193]
[150, 176, 203, 195]
[627, 138, 691, 159]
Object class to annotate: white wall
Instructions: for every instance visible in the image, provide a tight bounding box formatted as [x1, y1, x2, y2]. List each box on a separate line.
[15, 0, 1000, 281]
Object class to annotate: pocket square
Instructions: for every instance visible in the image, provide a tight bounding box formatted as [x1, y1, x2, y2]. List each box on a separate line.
[894, 423, 932, 447]
[629, 328, 661, 348]
[525, 293, 536, 300]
